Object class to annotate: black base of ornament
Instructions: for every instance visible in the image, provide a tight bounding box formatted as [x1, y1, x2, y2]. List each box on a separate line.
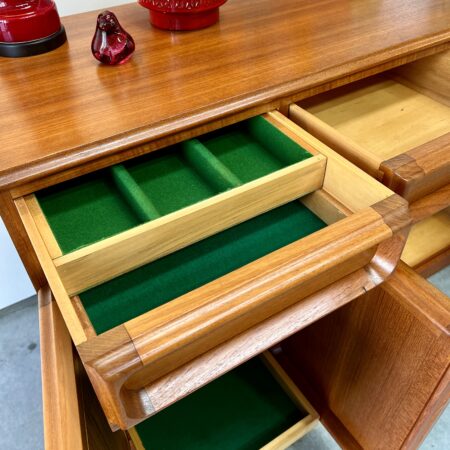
[0, 26, 67, 58]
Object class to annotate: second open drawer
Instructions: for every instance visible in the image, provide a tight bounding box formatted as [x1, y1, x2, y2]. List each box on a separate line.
[39, 287, 319, 450]
[290, 50, 450, 207]
[289, 51, 450, 274]
[16, 111, 410, 430]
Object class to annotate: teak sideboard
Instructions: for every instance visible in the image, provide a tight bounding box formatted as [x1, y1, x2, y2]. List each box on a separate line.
[0, 1, 449, 449]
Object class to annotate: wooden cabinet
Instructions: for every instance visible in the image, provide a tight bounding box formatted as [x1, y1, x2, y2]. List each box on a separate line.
[1, 2, 449, 449]
[20, 111, 408, 430]
[39, 263, 449, 450]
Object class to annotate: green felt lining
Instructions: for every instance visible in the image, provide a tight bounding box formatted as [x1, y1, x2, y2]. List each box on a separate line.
[199, 116, 312, 183]
[80, 202, 326, 334]
[182, 138, 243, 191]
[136, 358, 306, 450]
[247, 115, 310, 166]
[36, 172, 141, 255]
[36, 116, 313, 255]
[110, 165, 161, 222]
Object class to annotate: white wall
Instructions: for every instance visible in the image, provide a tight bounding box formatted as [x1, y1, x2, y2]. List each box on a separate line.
[57, 0, 134, 17]
[0, 220, 35, 309]
[0, 1, 135, 310]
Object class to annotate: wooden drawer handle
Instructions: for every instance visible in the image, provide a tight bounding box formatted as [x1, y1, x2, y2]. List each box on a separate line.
[380, 132, 450, 204]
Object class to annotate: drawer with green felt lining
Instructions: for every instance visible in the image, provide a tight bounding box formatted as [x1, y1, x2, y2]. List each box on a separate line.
[130, 353, 319, 450]
[16, 111, 409, 430]
[37, 114, 326, 296]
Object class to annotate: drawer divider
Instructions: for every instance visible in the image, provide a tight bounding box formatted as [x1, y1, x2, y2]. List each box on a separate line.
[54, 155, 326, 296]
[182, 138, 243, 191]
[110, 164, 161, 222]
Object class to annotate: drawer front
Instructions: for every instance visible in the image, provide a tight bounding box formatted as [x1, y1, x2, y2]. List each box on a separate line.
[290, 50, 450, 206]
[22, 112, 409, 430]
[38, 288, 132, 450]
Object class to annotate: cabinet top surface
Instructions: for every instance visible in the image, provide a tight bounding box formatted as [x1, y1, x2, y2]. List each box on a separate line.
[0, 0, 449, 189]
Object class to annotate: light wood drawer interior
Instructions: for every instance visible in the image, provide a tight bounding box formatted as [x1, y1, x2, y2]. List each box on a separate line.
[402, 208, 450, 270]
[289, 51, 450, 273]
[299, 75, 449, 163]
[20, 111, 407, 430]
[290, 51, 450, 204]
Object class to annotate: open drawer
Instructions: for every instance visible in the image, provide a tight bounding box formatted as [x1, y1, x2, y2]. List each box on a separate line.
[39, 288, 319, 450]
[130, 352, 319, 450]
[289, 50, 450, 211]
[18, 111, 410, 430]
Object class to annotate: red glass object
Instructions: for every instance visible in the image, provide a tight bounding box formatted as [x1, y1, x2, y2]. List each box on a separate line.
[92, 11, 135, 65]
[0, 0, 66, 57]
[138, 0, 228, 31]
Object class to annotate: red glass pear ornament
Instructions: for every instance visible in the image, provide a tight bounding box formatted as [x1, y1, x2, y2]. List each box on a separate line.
[91, 11, 135, 65]
[0, 0, 66, 58]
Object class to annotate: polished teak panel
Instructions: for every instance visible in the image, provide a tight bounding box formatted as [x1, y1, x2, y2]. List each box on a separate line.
[0, 0, 449, 190]
[279, 262, 450, 450]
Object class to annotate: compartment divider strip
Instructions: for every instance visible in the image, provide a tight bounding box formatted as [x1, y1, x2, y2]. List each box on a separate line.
[182, 139, 242, 192]
[110, 165, 161, 223]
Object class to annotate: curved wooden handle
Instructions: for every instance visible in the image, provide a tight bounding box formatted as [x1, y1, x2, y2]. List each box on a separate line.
[78, 195, 410, 430]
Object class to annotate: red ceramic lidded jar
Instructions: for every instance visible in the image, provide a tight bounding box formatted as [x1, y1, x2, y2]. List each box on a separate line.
[138, 0, 228, 31]
[0, 0, 66, 57]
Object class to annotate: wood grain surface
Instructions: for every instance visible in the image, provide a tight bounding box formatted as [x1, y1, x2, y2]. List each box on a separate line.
[75, 192, 409, 430]
[38, 287, 84, 450]
[279, 261, 450, 450]
[40, 288, 132, 449]
[0, 0, 449, 190]
[288, 104, 383, 178]
[402, 209, 450, 268]
[300, 76, 450, 161]
[141, 267, 375, 410]
[16, 197, 88, 345]
[409, 184, 450, 225]
[16, 114, 410, 431]
[380, 133, 450, 203]
[392, 50, 450, 106]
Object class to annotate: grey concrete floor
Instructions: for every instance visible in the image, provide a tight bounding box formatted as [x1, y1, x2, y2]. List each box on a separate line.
[0, 267, 448, 450]
[0, 298, 42, 450]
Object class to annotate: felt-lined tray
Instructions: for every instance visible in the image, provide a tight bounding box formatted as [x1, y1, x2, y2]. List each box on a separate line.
[80, 201, 326, 334]
[36, 115, 326, 296]
[130, 353, 319, 450]
[16, 111, 409, 430]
